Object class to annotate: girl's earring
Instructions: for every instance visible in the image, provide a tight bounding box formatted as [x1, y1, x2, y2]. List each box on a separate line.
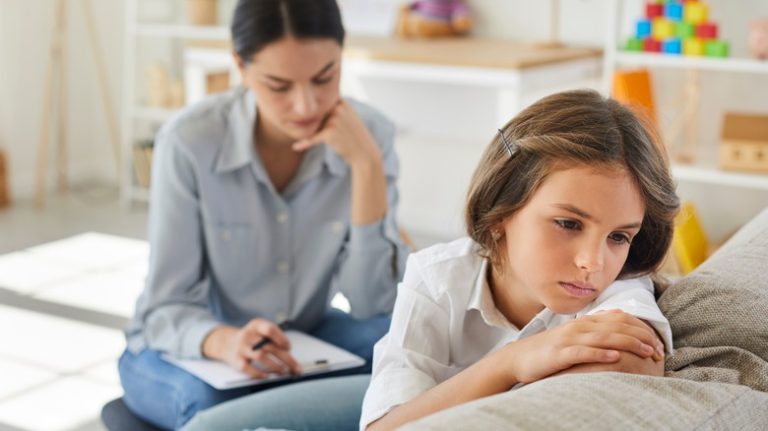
[491, 229, 502, 241]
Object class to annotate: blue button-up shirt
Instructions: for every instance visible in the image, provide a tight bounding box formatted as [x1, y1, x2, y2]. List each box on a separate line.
[126, 87, 409, 359]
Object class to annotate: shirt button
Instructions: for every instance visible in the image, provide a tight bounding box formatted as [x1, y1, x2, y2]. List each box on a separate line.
[277, 261, 290, 274]
[221, 230, 231, 241]
[275, 311, 288, 324]
[277, 213, 288, 224]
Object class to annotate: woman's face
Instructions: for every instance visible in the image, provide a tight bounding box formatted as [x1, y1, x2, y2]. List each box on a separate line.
[494, 164, 645, 319]
[236, 36, 342, 142]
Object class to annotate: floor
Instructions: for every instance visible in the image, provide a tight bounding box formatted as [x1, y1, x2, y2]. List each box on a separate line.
[0, 186, 442, 431]
[0, 187, 148, 431]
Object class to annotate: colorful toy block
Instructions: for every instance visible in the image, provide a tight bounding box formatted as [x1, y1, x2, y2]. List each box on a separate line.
[683, 38, 705, 55]
[705, 40, 729, 57]
[684, 2, 708, 25]
[696, 22, 718, 39]
[637, 19, 652, 38]
[652, 18, 676, 40]
[623, 0, 728, 58]
[662, 38, 682, 54]
[665, 2, 683, 21]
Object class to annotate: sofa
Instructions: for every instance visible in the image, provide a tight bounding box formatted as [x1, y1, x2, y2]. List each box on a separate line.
[402, 207, 768, 430]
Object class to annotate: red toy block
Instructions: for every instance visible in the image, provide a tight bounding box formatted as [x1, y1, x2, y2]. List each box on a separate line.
[644, 38, 662, 52]
[646, 3, 664, 19]
[696, 22, 718, 39]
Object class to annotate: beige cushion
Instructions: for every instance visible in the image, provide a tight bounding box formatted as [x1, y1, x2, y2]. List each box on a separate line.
[660, 208, 768, 391]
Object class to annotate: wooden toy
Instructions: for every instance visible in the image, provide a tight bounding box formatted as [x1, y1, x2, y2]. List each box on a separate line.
[187, 0, 217, 26]
[626, 37, 644, 51]
[676, 21, 695, 39]
[719, 113, 768, 173]
[646, 3, 664, 19]
[644, 38, 662, 52]
[637, 19, 652, 38]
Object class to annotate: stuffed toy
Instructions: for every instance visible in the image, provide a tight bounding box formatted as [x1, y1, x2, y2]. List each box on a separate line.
[395, 0, 472, 38]
[750, 18, 768, 60]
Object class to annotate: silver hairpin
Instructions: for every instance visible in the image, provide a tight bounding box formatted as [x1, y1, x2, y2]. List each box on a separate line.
[498, 129, 516, 157]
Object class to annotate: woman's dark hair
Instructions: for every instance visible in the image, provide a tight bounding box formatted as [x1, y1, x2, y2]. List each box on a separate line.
[465, 89, 680, 278]
[231, 0, 345, 64]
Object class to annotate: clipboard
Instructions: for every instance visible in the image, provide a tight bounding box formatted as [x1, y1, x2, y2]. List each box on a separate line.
[161, 330, 365, 390]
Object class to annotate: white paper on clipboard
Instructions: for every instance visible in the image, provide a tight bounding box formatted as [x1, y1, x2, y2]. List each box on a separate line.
[162, 330, 365, 390]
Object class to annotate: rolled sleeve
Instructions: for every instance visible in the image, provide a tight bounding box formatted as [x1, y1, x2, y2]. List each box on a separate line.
[131, 129, 219, 359]
[334, 111, 410, 319]
[585, 277, 674, 354]
[359, 261, 451, 429]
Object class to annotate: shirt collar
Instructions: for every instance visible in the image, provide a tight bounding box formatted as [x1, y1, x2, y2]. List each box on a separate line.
[214, 87, 347, 180]
[467, 258, 556, 331]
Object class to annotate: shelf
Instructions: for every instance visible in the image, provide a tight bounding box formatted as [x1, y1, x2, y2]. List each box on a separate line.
[135, 24, 229, 40]
[672, 164, 768, 191]
[614, 52, 768, 74]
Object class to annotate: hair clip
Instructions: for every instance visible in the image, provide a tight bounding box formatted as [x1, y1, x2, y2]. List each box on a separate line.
[498, 129, 516, 157]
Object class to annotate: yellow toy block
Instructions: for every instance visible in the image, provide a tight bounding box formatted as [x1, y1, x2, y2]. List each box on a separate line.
[672, 202, 710, 274]
[684, 2, 708, 25]
[683, 38, 705, 56]
[652, 18, 675, 40]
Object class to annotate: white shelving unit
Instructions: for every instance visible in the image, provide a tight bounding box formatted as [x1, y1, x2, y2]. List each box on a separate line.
[603, 0, 768, 193]
[121, 0, 235, 204]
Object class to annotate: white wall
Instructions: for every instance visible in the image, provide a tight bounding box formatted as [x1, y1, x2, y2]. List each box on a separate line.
[1, 0, 765, 241]
[0, 0, 124, 199]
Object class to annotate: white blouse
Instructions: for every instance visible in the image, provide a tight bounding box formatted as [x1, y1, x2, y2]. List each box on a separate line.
[360, 237, 673, 429]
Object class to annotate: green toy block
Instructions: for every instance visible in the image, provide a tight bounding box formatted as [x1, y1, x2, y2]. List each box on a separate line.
[676, 21, 695, 39]
[705, 40, 730, 57]
[625, 37, 644, 52]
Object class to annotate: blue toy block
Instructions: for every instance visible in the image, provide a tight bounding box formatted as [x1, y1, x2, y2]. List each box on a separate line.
[662, 38, 682, 54]
[665, 2, 683, 22]
[637, 19, 652, 38]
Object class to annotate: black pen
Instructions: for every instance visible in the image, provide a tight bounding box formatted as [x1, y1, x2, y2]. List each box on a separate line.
[251, 321, 288, 351]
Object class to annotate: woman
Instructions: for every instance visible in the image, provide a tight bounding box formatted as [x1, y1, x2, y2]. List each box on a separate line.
[119, 0, 409, 429]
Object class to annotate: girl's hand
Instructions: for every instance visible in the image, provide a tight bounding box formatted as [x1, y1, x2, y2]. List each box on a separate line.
[202, 319, 302, 379]
[292, 100, 381, 168]
[502, 310, 665, 385]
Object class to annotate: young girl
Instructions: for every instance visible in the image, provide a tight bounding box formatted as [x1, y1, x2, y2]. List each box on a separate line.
[119, 0, 409, 428]
[361, 89, 680, 430]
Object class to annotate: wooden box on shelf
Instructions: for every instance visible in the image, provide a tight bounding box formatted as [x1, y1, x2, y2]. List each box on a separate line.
[132, 141, 154, 189]
[187, 0, 217, 26]
[720, 113, 768, 173]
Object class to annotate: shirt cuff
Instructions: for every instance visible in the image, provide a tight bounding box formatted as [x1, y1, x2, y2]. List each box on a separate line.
[180, 318, 221, 359]
[349, 219, 400, 252]
[360, 368, 436, 430]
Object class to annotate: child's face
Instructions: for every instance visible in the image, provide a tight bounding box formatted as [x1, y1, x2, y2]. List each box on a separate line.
[497, 164, 645, 317]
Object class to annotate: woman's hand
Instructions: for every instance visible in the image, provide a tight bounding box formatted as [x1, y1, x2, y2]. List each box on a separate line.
[501, 310, 665, 385]
[292, 100, 382, 168]
[202, 319, 302, 379]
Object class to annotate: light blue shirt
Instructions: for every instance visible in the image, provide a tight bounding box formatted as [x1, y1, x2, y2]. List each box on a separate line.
[126, 87, 409, 359]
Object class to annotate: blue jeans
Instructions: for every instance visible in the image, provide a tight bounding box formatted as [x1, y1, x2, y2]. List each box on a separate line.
[119, 309, 390, 430]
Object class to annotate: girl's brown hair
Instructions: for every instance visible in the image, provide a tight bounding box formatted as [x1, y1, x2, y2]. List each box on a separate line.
[465, 89, 679, 278]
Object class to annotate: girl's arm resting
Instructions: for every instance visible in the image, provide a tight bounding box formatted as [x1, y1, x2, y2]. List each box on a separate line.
[367, 352, 516, 431]
[552, 350, 664, 377]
